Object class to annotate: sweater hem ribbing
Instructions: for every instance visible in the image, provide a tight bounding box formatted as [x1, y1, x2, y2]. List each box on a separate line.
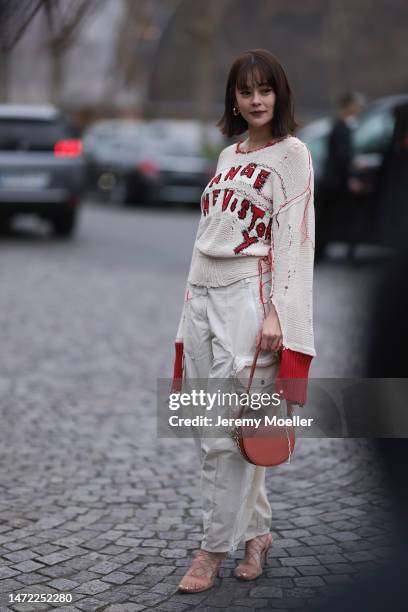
[188, 249, 267, 288]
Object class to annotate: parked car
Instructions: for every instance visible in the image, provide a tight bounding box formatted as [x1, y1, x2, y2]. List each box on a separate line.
[82, 119, 146, 203]
[0, 104, 85, 237]
[297, 94, 408, 259]
[83, 119, 223, 206]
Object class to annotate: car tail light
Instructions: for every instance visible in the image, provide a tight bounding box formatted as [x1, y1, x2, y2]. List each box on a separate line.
[136, 159, 159, 177]
[54, 139, 83, 157]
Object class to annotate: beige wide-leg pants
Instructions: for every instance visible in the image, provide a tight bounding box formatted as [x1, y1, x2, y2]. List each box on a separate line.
[182, 272, 281, 553]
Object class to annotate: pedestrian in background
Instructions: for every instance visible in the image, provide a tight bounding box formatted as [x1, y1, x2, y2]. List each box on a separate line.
[171, 48, 316, 593]
[319, 91, 365, 262]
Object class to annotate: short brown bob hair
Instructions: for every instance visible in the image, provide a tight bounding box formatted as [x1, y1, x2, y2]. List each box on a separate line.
[216, 48, 298, 138]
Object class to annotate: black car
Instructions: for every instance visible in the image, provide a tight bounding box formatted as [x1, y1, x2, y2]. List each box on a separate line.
[83, 119, 222, 207]
[0, 104, 86, 237]
[298, 94, 408, 259]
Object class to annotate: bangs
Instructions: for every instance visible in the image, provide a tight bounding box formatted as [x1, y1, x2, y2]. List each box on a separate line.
[235, 60, 274, 91]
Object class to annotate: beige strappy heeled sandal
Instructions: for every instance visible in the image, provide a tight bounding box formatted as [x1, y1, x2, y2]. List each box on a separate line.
[233, 532, 273, 580]
[178, 549, 227, 593]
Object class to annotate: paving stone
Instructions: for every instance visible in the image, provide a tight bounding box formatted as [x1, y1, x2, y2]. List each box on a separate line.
[75, 598, 107, 611]
[12, 572, 49, 585]
[160, 549, 187, 558]
[233, 600, 270, 610]
[104, 606, 145, 612]
[38, 565, 77, 579]
[324, 573, 354, 584]
[0, 566, 19, 579]
[74, 579, 111, 595]
[88, 561, 122, 575]
[37, 548, 86, 565]
[3, 550, 39, 563]
[11, 560, 45, 573]
[343, 550, 377, 562]
[281, 556, 320, 566]
[283, 586, 316, 598]
[264, 598, 305, 608]
[31, 544, 62, 555]
[92, 588, 129, 606]
[153, 601, 190, 611]
[10, 604, 49, 612]
[0, 207, 395, 612]
[249, 586, 284, 598]
[103, 572, 133, 584]
[266, 578, 294, 588]
[330, 531, 361, 542]
[296, 565, 329, 576]
[294, 575, 325, 587]
[266, 567, 299, 578]
[121, 562, 149, 576]
[48, 578, 79, 590]
[279, 529, 311, 539]
[299, 535, 335, 546]
[287, 546, 320, 557]
[131, 590, 169, 605]
[325, 563, 355, 574]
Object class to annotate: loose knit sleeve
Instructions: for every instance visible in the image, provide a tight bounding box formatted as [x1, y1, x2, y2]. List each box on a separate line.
[269, 139, 316, 405]
[174, 239, 199, 343]
[171, 233, 200, 392]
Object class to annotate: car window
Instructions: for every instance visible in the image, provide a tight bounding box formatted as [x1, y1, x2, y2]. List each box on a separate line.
[352, 109, 395, 154]
[0, 118, 79, 152]
[147, 137, 201, 156]
[83, 120, 220, 159]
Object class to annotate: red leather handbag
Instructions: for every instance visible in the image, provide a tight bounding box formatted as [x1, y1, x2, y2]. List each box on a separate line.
[230, 345, 295, 467]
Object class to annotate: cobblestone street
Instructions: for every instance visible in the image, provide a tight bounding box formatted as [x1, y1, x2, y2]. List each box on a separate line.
[0, 203, 394, 611]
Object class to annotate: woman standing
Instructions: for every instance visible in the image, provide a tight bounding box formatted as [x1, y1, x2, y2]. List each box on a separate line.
[171, 48, 316, 593]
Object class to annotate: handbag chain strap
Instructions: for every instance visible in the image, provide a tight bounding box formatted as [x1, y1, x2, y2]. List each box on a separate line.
[234, 344, 262, 421]
[234, 344, 293, 420]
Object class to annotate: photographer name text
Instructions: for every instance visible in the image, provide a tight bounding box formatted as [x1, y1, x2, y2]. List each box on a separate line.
[168, 415, 314, 428]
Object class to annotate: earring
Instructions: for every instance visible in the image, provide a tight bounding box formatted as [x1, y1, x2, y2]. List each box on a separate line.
[232, 106, 240, 116]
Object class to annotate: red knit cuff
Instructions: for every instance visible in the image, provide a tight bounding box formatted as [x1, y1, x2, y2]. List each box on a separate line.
[171, 341, 184, 393]
[276, 349, 313, 406]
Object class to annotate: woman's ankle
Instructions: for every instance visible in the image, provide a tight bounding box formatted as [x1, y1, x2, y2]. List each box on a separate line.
[201, 548, 228, 558]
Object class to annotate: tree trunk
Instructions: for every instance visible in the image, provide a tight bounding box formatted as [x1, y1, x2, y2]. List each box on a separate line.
[49, 42, 63, 105]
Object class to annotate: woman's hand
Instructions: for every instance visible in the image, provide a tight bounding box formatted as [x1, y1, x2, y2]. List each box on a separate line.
[255, 302, 283, 352]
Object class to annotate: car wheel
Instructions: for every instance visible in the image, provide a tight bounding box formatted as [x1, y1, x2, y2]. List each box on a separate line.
[51, 211, 77, 238]
[109, 176, 129, 205]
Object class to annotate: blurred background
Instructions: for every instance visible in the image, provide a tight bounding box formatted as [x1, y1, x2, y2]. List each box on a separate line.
[0, 1, 407, 610]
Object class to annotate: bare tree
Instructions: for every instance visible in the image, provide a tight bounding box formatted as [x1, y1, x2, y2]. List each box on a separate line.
[41, 0, 100, 104]
[0, 0, 42, 100]
[103, 0, 182, 112]
[187, 0, 231, 125]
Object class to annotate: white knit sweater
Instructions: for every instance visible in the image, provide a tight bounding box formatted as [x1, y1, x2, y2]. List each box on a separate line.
[176, 135, 316, 358]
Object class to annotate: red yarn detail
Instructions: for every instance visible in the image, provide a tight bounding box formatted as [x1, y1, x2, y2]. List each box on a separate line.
[236, 137, 286, 154]
[300, 148, 314, 246]
[273, 146, 314, 249]
[257, 252, 273, 318]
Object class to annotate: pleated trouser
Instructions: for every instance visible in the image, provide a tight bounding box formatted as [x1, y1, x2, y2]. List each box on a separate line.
[182, 271, 280, 553]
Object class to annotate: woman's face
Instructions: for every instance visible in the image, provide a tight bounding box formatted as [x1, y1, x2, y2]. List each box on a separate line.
[234, 74, 276, 129]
